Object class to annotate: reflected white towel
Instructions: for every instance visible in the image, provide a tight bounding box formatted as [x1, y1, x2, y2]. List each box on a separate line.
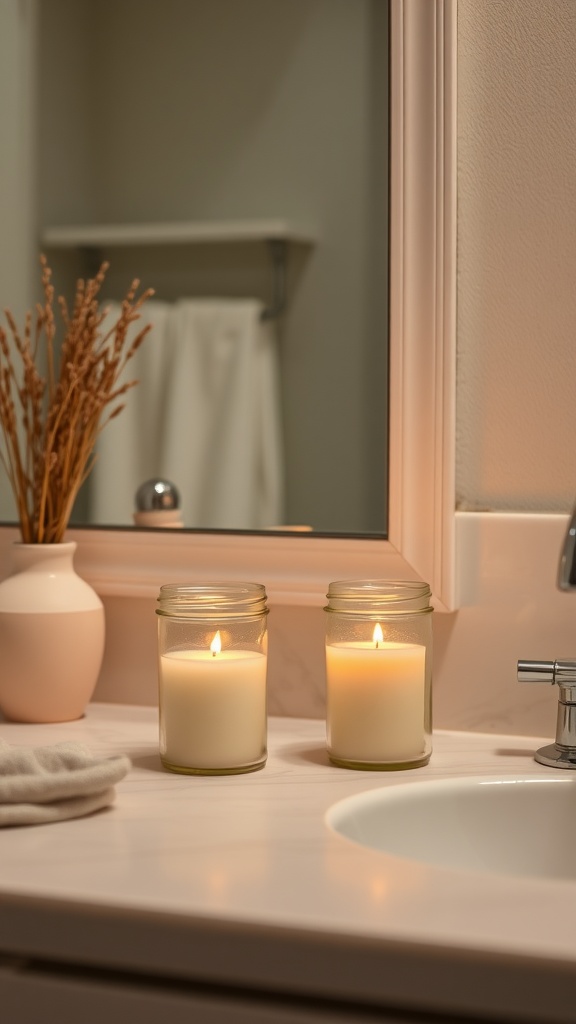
[0, 740, 131, 826]
[90, 298, 284, 528]
[91, 300, 171, 525]
[161, 299, 284, 529]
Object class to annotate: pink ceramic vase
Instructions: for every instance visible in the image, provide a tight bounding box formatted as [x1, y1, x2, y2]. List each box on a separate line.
[0, 542, 105, 722]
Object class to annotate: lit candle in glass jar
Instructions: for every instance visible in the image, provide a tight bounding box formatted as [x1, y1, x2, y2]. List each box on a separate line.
[157, 584, 268, 775]
[325, 580, 432, 770]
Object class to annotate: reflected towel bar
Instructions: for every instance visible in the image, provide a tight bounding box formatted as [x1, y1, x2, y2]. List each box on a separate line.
[261, 239, 287, 321]
[79, 238, 288, 322]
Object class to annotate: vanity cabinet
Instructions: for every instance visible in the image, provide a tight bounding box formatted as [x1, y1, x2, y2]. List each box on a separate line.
[0, 959, 464, 1024]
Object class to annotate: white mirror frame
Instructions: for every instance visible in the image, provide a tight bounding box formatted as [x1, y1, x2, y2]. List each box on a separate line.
[0, 0, 457, 610]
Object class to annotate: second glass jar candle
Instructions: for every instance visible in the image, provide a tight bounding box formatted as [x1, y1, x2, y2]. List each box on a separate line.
[325, 580, 433, 770]
[156, 582, 268, 775]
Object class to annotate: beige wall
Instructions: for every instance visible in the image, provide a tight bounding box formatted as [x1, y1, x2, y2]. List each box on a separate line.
[456, 0, 576, 513]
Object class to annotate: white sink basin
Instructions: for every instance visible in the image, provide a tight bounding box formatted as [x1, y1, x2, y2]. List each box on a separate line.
[327, 775, 576, 881]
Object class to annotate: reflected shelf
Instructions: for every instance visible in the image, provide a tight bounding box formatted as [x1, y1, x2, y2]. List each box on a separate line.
[41, 219, 319, 249]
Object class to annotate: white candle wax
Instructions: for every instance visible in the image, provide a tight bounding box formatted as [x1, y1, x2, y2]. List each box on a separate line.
[159, 649, 267, 770]
[326, 640, 426, 763]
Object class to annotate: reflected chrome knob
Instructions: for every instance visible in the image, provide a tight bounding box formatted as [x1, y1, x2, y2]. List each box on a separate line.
[135, 478, 181, 512]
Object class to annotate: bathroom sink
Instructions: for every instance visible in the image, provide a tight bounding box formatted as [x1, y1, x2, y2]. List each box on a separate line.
[327, 775, 576, 881]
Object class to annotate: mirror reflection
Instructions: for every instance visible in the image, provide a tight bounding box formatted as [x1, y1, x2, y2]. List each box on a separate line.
[21, 0, 390, 535]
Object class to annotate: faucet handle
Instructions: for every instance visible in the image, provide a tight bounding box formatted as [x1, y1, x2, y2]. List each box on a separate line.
[517, 659, 556, 684]
[517, 658, 576, 768]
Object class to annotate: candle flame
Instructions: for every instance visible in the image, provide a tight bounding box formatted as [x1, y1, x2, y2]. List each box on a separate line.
[210, 630, 222, 656]
[373, 623, 384, 647]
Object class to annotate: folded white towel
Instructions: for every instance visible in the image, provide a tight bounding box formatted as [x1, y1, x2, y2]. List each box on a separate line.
[0, 740, 131, 826]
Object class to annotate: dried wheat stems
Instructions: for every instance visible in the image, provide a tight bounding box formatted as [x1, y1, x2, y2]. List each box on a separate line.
[0, 256, 154, 543]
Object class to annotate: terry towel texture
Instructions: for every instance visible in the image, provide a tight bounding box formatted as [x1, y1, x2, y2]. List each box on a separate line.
[0, 739, 131, 826]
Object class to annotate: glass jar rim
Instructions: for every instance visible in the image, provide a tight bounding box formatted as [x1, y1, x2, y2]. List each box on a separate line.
[157, 581, 268, 618]
[325, 579, 432, 614]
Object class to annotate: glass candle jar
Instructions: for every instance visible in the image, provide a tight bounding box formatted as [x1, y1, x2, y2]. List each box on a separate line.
[156, 582, 268, 775]
[325, 580, 433, 770]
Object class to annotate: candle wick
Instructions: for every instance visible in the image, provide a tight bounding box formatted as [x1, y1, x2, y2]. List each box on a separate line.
[375, 641, 379, 649]
[212, 650, 217, 658]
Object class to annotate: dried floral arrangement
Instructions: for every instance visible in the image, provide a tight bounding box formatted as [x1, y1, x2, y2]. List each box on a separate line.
[0, 256, 154, 543]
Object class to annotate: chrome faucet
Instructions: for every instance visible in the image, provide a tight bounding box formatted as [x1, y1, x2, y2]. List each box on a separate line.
[517, 511, 576, 768]
[517, 660, 576, 767]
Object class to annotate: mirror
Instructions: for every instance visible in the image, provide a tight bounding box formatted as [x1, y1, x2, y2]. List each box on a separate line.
[6, 0, 389, 537]
[0, 0, 455, 609]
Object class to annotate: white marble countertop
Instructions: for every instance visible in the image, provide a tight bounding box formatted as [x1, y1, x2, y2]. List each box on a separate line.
[1, 704, 575, 1022]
